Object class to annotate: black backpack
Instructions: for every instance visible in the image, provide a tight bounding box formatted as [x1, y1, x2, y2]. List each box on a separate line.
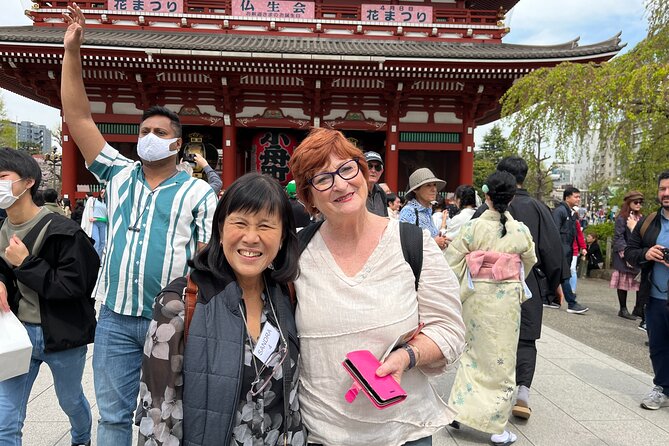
[297, 221, 424, 290]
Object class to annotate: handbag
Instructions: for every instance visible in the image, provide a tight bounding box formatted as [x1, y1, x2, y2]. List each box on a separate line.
[342, 350, 407, 409]
[0, 311, 32, 382]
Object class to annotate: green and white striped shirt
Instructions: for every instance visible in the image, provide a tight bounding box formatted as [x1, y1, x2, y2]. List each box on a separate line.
[88, 143, 217, 318]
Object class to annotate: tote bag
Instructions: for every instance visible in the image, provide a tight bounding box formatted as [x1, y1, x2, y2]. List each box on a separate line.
[0, 311, 32, 382]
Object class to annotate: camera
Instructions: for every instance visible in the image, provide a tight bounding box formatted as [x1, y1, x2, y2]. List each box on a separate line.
[184, 153, 196, 163]
[663, 248, 669, 263]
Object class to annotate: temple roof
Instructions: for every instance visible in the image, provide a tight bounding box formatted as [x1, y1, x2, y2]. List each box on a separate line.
[0, 26, 623, 62]
[465, 0, 521, 11]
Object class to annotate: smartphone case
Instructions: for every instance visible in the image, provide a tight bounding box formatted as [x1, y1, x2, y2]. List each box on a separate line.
[342, 350, 407, 409]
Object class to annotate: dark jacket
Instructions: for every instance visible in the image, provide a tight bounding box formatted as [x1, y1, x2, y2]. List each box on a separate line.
[625, 209, 665, 306]
[612, 215, 640, 274]
[552, 201, 575, 258]
[366, 183, 388, 217]
[0, 213, 99, 352]
[139, 269, 302, 446]
[587, 241, 603, 274]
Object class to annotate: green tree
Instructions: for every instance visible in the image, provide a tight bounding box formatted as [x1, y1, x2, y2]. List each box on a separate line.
[0, 95, 16, 148]
[473, 124, 516, 190]
[500, 0, 669, 205]
[522, 128, 554, 202]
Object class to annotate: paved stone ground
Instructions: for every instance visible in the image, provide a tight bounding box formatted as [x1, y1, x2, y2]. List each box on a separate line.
[19, 278, 669, 445]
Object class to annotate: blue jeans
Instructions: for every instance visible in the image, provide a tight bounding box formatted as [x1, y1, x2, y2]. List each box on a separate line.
[647, 297, 669, 396]
[0, 324, 91, 446]
[92, 221, 107, 259]
[570, 255, 578, 292]
[561, 278, 578, 308]
[93, 305, 150, 446]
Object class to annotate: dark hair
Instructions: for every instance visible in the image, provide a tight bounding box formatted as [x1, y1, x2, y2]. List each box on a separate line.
[32, 191, 45, 206]
[43, 188, 59, 203]
[658, 170, 669, 186]
[192, 172, 299, 283]
[484, 171, 516, 237]
[386, 193, 397, 205]
[0, 147, 42, 197]
[432, 196, 445, 212]
[497, 156, 528, 185]
[455, 184, 477, 208]
[563, 186, 580, 201]
[141, 106, 182, 138]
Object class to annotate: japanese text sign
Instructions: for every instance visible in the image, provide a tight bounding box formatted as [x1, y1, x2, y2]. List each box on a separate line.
[361, 4, 432, 24]
[232, 0, 315, 19]
[107, 0, 183, 14]
[254, 131, 296, 185]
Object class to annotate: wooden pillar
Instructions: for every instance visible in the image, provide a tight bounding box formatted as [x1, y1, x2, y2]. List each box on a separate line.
[60, 120, 78, 201]
[460, 116, 475, 185]
[385, 120, 399, 193]
[222, 114, 236, 189]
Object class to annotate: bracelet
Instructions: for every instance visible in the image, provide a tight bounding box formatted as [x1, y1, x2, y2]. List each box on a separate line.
[401, 343, 417, 370]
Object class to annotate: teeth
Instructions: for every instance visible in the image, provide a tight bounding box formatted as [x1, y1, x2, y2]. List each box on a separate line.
[239, 250, 261, 257]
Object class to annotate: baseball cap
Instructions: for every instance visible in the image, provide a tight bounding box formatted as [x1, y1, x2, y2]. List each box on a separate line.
[364, 151, 383, 165]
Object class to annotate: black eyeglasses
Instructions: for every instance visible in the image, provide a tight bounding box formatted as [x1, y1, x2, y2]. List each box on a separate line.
[368, 163, 383, 172]
[307, 159, 360, 192]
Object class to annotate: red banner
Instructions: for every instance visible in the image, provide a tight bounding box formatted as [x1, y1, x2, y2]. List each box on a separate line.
[253, 131, 296, 185]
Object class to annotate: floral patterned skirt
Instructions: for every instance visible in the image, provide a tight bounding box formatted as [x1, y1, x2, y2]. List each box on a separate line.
[609, 271, 640, 291]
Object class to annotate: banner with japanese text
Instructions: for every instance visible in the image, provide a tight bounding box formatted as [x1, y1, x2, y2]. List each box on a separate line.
[107, 0, 183, 14]
[232, 0, 315, 19]
[254, 131, 297, 185]
[361, 4, 432, 24]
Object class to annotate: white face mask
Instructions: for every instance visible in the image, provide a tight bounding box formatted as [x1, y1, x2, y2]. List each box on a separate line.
[137, 132, 179, 162]
[0, 179, 27, 210]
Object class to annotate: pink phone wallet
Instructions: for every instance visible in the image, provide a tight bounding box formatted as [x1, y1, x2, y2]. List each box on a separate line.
[342, 350, 407, 409]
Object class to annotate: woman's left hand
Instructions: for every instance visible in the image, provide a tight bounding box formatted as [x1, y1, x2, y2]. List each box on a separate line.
[376, 348, 410, 384]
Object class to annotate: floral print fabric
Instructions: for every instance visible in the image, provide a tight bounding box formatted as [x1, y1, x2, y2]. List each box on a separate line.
[135, 288, 306, 446]
[444, 210, 536, 434]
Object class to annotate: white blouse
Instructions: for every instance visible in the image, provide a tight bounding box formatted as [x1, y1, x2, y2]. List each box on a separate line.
[295, 219, 465, 446]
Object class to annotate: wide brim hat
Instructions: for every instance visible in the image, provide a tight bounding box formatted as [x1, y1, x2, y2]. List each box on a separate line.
[406, 168, 446, 194]
[623, 190, 644, 202]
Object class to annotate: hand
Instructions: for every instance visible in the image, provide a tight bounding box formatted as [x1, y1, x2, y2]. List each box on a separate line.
[627, 215, 638, 231]
[5, 235, 29, 267]
[62, 3, 86, 52]
[0, 281, 9, 313]
[89, 217, 95, 222]
[580, 248, 587, 257]
[645, 245, 669, 265]
[434, 235, 448, 250]
[375, 348, 410, 385]
[193, 153, 209, 169]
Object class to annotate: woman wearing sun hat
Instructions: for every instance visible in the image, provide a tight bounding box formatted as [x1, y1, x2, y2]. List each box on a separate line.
[399, 168, 449, 250]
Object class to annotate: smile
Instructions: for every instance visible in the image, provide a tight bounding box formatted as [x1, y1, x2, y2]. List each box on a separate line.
[334, 192, 355, 203]
[239, 250, 262, 258]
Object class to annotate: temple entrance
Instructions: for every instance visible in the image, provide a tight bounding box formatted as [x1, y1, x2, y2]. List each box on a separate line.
[398, 150, 460, 195]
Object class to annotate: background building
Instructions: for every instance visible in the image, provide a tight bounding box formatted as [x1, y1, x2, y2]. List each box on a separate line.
[15, 120, 51, 153]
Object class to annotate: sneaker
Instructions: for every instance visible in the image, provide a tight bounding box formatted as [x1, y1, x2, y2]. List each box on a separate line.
[567, 303, 589, 314]
[491, 430, 517, 446]
[639, 321, 647, 332]
[543, 302, 560, 309]
[640, 386, 669, 410]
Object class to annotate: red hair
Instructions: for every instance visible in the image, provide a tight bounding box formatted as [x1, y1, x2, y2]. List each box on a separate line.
[289, 128, 369, 213]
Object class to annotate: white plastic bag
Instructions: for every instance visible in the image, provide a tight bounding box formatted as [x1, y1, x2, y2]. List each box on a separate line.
[0, 311, 32, 382]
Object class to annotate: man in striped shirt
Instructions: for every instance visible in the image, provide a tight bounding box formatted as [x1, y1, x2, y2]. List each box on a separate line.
[61, 6, 217, 445]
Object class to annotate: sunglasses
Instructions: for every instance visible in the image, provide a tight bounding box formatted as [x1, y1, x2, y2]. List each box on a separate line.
[249, 344, 288, 396]
[632, 200, 644, 205]
[368, 163, 383, 172]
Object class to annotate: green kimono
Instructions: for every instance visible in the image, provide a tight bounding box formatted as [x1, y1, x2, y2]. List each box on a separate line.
[445, 210, 537, 434]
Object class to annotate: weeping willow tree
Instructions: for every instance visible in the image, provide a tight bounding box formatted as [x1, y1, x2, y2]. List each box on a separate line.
[501, 0, 669, 206]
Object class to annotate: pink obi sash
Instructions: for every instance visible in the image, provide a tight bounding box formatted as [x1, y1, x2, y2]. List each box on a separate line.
[465, 250, 522, 282]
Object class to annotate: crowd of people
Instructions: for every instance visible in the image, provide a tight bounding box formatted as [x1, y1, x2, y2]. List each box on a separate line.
[0, 5, 668, 446]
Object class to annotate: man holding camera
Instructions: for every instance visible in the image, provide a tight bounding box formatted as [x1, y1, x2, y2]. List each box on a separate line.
[625, 170, 669, 411]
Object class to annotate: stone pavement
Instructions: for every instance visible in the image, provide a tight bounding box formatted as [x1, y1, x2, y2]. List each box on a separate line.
[20, 326, 669, 446]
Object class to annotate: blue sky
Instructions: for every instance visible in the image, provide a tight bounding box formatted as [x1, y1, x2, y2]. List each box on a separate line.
[0, 0, 650, 142]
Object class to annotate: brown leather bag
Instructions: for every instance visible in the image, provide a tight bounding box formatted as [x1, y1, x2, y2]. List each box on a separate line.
[183, 275, 198, 341]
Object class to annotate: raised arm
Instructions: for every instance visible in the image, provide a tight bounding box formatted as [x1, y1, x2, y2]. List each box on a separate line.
[61, 3, 106, 165]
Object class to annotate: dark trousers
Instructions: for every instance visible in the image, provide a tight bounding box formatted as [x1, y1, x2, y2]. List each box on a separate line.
[647, 297, 669, 396]
[516, 339, 538, 388]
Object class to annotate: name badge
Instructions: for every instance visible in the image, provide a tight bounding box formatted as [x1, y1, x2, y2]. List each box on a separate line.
[253, 322, 280, 365]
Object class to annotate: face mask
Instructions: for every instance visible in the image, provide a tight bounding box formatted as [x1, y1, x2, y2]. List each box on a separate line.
[137, 132, 179, 162]
[0, 179, 27, 210]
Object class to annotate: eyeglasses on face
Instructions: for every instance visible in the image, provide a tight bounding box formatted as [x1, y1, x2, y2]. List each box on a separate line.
[368, 163, 383, 172]
[632, 200, 644, 205]
[249, 344, 288, 396]
[307, 158, 360, 192]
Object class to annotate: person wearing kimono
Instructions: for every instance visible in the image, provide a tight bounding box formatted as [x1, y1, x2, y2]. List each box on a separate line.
[446, 171, 537, 446]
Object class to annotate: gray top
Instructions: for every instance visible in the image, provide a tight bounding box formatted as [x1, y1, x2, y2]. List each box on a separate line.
[0, 207, 52, 323]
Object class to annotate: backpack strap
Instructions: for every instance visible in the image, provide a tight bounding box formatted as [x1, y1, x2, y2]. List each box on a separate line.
[183, 274, 198, 341]
[297, 220, 324, 254]
[640, 212, 657, 239]
[399, 222, 423, 291]
[21, 213, 58, 252]
[414, 208, 420, 226]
